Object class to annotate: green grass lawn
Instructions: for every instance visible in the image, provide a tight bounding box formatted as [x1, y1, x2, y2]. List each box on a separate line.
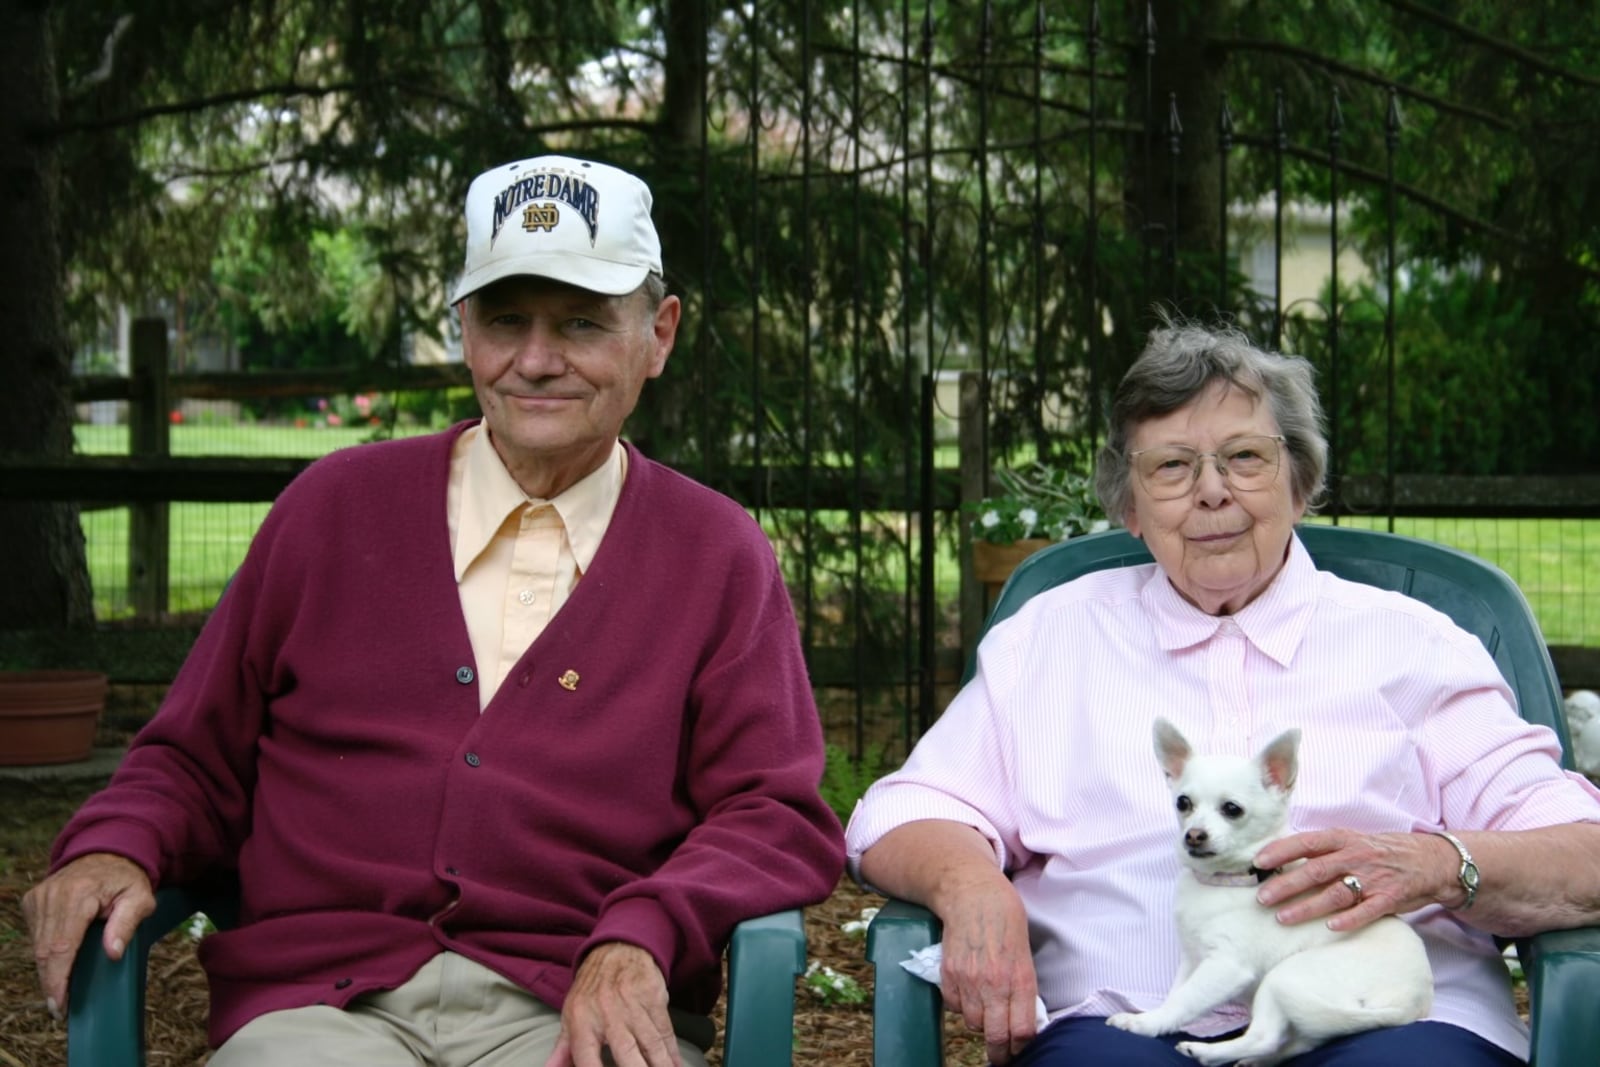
[74, 425, 1598, 642]
[76, 421, 435, 614]
[76, 421, 407, 615]
[75, 421, 424, 457]
[1310, 515, 1599, 645]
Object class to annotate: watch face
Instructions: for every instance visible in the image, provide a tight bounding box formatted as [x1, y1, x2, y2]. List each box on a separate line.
[1463, 864, 1481, 890]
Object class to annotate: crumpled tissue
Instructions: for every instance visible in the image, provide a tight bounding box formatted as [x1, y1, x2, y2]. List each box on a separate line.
[899, 942, 1051, 1029]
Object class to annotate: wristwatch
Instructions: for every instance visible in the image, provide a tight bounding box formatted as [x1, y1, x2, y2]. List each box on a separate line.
[1433, 830, 1479, 909]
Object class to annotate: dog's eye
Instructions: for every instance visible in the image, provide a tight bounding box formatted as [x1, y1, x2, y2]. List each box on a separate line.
[1175, 795, 1192, 814]
[1221, 801, 1245, 819]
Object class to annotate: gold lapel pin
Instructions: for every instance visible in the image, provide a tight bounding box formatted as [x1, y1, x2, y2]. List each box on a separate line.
[558, 669, 580, 691]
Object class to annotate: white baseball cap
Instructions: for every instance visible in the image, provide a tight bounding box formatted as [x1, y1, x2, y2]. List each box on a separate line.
[450, 155, 662, 304]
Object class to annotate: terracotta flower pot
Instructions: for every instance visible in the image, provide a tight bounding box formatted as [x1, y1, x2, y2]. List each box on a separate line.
[0, 670, 109, 766]
[971, 538, 1054, 590]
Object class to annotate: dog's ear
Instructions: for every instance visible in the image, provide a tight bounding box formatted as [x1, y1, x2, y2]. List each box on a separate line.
[1258, 727, 1301, 793]
[1153, 717, 1192, 781]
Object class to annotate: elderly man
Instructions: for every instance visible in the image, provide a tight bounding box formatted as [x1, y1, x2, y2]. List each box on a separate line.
[25, 155, 844, 1067]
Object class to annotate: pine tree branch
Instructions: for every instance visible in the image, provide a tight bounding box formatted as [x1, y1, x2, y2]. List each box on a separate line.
[38, 78, 478, 141]
[1214, 37, 1511, 131]
[1376, 0, 1600, 89]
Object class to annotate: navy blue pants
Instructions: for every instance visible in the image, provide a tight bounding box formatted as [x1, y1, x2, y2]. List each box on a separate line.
[1008, 1018, 1523, 1066]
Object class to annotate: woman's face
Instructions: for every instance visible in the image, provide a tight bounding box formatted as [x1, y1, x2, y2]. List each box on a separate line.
[1123, 381, 1305, 616]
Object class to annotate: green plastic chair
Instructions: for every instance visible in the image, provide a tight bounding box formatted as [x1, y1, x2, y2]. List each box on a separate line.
[867, 525, 1600, 1066]
[69, 890, 807, 1066]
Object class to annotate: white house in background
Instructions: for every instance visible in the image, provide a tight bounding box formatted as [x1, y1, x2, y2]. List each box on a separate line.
[1236, 199, 1376, 315]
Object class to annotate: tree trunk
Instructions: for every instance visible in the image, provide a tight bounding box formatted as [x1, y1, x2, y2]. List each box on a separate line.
[660, 0, 706, 154]
[631, 0, 709, 470]
[1122, 0, 1227, 311]
[0, 0, 95, 630]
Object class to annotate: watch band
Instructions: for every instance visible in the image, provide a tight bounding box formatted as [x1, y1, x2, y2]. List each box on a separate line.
[1433, 830, 1479, 909]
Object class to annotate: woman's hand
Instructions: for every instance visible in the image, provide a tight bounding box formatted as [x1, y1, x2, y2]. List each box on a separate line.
[935, 877, 1039, 1065]
[1252, 828, 1468, 931]
[1257, 823, 1600, 938]
[859, 819, 1040, 1064]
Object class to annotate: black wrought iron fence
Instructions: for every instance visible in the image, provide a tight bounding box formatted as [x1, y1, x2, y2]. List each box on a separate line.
[14, 1, 1600, 758]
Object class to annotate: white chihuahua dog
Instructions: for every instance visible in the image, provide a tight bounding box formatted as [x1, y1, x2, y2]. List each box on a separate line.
[1106, 719, 1433, 1066]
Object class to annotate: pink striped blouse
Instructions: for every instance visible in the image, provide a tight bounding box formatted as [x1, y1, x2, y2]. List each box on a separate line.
[846, 534, 1600, 1058]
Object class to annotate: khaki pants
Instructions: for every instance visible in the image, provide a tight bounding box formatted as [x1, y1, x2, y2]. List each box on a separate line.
[208, 952, 712, 1067]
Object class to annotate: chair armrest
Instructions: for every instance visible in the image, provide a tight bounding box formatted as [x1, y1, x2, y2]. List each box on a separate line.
[722, 909, 807, 1067]
[1521, 925, 1600, 1067]
[66, 886, 226, 1067]
[866, 898, 944, 1066]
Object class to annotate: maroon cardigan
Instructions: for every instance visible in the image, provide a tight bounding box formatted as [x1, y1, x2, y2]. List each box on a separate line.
[53, 424, 844, 1045]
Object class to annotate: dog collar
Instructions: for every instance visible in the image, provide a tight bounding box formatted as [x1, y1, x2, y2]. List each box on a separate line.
[1193, 866, 1279, 888]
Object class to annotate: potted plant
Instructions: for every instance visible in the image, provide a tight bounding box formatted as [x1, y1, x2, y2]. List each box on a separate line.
[966, 459, 1109, 590]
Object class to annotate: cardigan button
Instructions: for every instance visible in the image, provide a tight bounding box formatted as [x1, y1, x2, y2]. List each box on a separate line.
[464, 752, 481, 768]
[455, 666, 475, 684]
[334, 978, 352, 990]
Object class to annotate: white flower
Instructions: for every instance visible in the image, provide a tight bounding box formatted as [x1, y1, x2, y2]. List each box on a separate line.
[804, 961, 866, 1003]
[1018, 507, 1038, 531]
[980, 509, 1001, 528]
[1090, 518, 1111, 533]
[840, 905, 880, 937]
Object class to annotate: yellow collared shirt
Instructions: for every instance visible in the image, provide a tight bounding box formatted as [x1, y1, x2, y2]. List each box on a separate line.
[447, 424, 624, 709]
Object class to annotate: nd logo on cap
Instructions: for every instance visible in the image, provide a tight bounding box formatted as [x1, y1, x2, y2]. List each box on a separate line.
[521, 202, 560, 234]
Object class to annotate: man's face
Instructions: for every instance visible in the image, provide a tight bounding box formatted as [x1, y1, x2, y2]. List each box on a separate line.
[459, 275, 679, 497]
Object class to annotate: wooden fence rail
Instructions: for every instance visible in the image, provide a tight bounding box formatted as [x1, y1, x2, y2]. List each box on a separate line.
[4, 325, 1598, 689]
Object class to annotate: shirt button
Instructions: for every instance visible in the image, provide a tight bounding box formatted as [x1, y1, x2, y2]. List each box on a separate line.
[518, 589, 534, 606]
[465, 752, 481, 767]
[456, 666, 475, 684]
[334, 978, 352, 990]
[445, 866, 459, 876]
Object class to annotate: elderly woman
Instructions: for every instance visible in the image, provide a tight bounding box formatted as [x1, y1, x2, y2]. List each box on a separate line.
[846, 319, 1600, 1066]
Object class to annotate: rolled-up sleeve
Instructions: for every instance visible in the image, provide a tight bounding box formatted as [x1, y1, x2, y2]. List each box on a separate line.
[1417, 647, 1600, 831]
[845, 622, 1033, 882]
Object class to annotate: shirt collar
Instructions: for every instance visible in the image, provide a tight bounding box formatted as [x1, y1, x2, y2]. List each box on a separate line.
[453, 425, 625, 581]
[559, 442, 626, 574]
[1140, 531, 1319, 667]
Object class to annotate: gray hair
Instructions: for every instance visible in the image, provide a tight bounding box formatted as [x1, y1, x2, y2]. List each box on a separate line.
[463, 271, 668, 317]
[1094, 318, 1329, 524]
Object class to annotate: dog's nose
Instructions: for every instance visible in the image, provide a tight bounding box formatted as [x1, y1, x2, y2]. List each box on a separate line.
[1185, 828, 1209, 848]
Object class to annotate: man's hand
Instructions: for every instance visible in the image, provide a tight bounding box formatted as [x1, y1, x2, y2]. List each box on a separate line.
[21, 852, 155, 1019]
[542, 941, 681, 1067]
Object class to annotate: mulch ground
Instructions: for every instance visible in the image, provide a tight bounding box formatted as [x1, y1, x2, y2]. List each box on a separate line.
[0, 772, 986, 1067]
[0, 707, 1534, 1066]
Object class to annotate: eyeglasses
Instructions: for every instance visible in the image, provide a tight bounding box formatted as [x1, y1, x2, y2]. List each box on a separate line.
[1128, 434, 1286, 500]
